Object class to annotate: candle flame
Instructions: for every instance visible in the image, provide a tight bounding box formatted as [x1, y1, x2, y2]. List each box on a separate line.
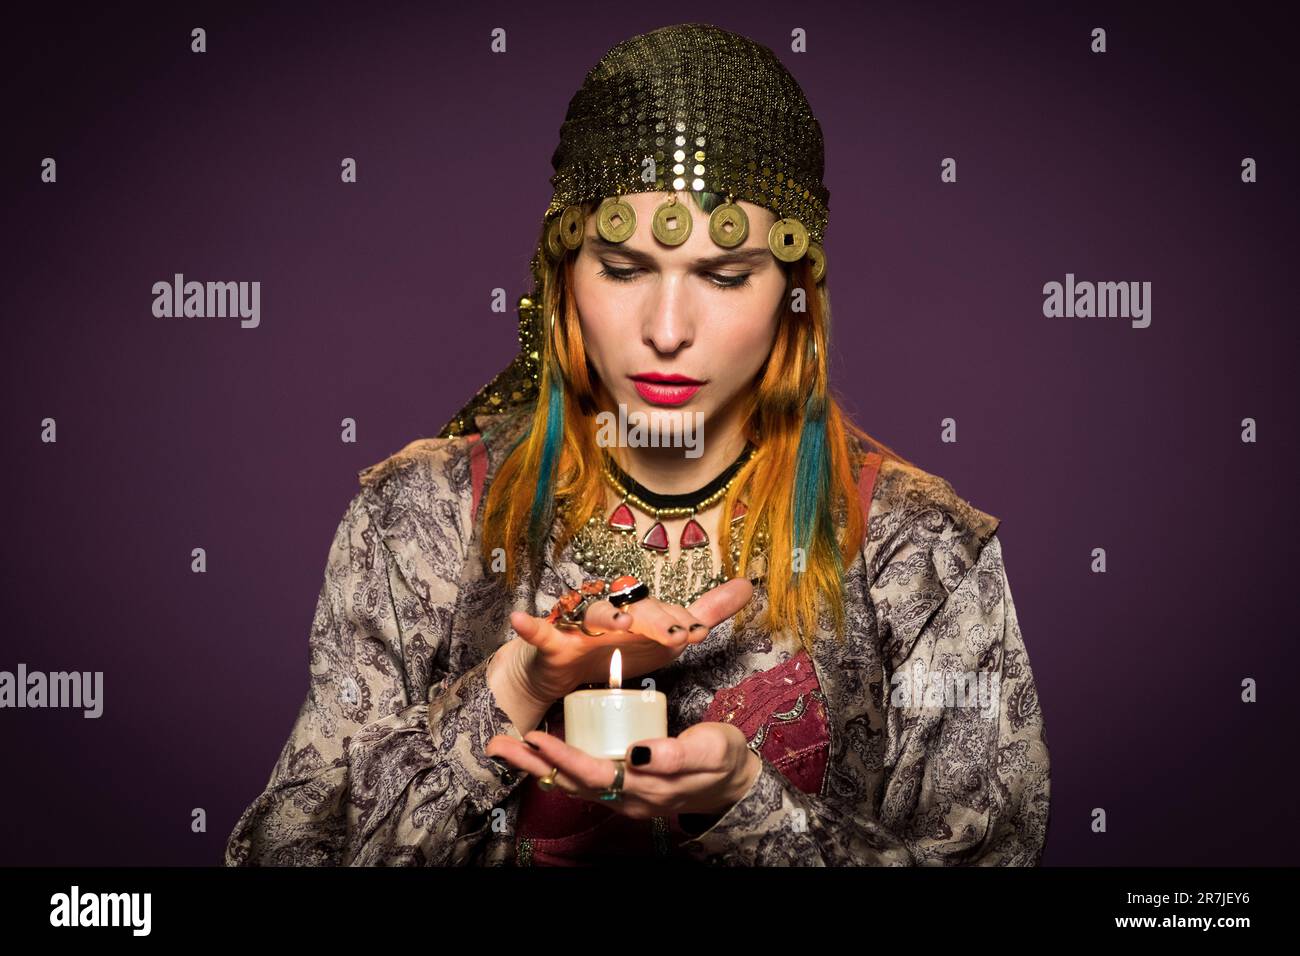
[609, 648, 622, 689]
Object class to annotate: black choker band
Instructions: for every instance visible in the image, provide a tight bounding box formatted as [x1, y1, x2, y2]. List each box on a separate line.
[602, 443, 756, 511]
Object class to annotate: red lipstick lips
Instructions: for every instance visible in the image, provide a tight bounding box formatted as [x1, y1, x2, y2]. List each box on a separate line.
[629, 372, 704, 406]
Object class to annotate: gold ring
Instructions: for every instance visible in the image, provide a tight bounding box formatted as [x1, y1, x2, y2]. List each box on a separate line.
[538, 767, 560, 791]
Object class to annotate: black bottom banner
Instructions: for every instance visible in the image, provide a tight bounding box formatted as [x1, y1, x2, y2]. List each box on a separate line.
[0, 865, 1287, 941]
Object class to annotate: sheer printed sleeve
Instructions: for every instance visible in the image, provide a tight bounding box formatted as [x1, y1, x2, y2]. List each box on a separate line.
[676, 475, 1050, 866]
[223, 441, 530, 866]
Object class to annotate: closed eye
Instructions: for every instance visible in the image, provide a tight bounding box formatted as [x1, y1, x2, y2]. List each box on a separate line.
[597, 263, 752, 290]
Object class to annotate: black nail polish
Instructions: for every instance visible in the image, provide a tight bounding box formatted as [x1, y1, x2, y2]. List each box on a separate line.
[631, 745, 651, 766]
[668, 625, 683, 634]
[690, 624, 706, 631]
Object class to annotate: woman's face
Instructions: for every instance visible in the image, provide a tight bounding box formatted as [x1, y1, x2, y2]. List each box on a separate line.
[571, 191, 786, 436]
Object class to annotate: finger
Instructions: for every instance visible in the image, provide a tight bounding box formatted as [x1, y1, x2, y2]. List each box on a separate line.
[509, 610, 549, 648]
[486, 736, 591, 798]
[484, 736, 555, 777]
[686, 577, 754, 628]
[623, 729, 728, 775]
[659, 603, 710, 643]
[523, 730, 627, 792]
[579, 599, 635, 637]
[617, 601, 691, 650]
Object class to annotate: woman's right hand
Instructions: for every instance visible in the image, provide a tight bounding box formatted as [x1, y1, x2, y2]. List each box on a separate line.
[501, 577, 755, 707]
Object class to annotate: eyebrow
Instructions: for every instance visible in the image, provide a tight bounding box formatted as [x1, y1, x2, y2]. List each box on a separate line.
[591, 235, 770, 269]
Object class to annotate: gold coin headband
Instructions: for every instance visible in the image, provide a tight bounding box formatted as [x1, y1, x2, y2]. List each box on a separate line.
[542, 192, 826, 286]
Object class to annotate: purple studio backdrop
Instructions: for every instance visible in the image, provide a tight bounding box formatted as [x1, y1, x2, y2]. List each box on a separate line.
[1, 0, 1296, 866]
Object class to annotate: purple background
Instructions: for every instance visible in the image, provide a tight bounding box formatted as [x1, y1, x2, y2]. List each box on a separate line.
[1, 0, 1295, 866]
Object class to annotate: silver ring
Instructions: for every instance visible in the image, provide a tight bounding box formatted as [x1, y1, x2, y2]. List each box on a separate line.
[572, 593, 606, 636]
[598, 760, 625, 801]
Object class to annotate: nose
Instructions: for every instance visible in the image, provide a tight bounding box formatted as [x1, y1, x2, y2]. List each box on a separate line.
[642, 279, 694, 354]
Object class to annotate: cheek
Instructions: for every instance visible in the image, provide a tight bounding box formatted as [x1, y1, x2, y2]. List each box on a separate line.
[572, 269, 612, 364]
[723, 297, 782, 368]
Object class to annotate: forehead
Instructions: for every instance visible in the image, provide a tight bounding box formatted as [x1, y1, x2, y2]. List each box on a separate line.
[588, 192, 776, 254]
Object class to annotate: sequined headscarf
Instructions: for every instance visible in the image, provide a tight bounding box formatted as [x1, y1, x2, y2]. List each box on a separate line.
[439, 22, 831, 438]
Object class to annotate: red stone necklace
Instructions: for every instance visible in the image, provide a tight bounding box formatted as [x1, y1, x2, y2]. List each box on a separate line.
[601, 443, 756, 552]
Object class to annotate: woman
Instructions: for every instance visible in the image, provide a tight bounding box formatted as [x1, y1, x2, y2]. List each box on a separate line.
[224, 22, 1050, 866]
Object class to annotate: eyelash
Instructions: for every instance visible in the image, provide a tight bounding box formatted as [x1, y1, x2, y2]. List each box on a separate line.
[597, 264, 752, 290]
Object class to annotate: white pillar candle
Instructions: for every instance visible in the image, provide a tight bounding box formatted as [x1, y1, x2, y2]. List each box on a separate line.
[562, 649, 668, 760]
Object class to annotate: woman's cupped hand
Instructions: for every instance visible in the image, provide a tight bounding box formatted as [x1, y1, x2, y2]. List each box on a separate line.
[485, 577, 763, 818]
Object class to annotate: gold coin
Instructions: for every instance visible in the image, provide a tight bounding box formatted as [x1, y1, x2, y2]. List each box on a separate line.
[559, 204, 586, 250]
[767, 217, 809, 262]
[651, 197, 692, 245]
[544, 217, 566, 260]
[807, 242, 826, 283]
[708, 201, 749, 248]
[596, 196, 637, 243]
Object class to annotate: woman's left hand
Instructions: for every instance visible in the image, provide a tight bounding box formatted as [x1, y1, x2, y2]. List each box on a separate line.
[485, 721, 762, 819]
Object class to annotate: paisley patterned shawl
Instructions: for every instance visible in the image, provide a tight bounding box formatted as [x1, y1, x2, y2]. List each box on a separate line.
[223, 400, 1050, 866]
